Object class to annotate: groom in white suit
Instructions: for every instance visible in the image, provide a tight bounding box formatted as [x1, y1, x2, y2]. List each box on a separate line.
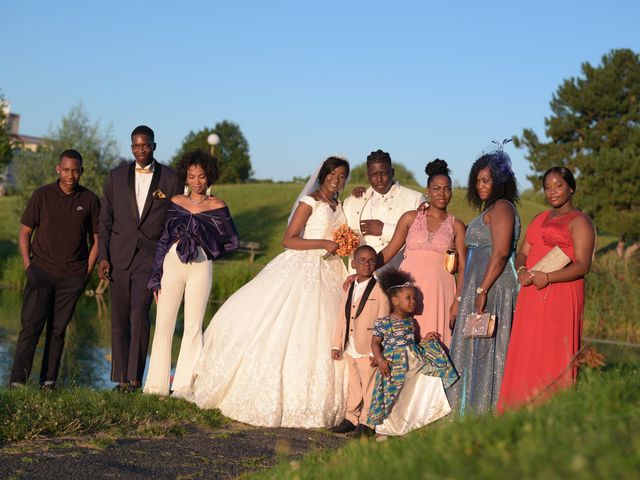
[343, 149, 425, 272]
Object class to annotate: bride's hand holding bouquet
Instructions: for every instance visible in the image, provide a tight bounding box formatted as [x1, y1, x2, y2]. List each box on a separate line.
[323, 240, 339, 256]
[323, 224, 360, 260]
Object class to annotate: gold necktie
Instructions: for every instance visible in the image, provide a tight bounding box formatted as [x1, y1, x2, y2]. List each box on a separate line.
[135, 168, 153, 174]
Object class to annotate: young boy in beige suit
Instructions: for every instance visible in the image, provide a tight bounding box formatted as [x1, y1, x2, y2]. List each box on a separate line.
[331, 245, 390, 437]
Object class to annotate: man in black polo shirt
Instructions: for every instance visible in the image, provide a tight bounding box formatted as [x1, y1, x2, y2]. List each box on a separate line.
[10, 149, 100, 389]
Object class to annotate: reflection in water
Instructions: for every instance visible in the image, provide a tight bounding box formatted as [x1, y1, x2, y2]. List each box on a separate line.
[0, 289, 213, 389]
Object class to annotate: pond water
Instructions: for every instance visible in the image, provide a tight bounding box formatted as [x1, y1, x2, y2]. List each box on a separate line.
[0, 288, 218, 388]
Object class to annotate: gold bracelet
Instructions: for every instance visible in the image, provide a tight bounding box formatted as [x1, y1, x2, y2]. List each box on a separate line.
[516, 266, 527, 273]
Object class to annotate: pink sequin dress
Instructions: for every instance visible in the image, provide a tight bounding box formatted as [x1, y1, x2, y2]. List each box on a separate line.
[400, 211, 457, 346]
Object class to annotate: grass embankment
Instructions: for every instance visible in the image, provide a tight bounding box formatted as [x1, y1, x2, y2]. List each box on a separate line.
[254, 366, 640, 479]
[0, 387, 223, 444]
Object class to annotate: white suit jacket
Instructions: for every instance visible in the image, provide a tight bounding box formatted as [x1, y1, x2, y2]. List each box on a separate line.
[343, 182, 425, 271]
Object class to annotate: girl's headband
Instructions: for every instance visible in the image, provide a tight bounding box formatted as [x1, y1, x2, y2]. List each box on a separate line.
[386, 282, 415, 293]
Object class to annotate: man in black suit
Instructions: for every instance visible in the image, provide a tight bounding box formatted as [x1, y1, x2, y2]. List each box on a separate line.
[98, 125, 180, 391]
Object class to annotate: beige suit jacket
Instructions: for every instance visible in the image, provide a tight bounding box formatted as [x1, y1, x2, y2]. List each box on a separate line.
[332, 279, 390, 355]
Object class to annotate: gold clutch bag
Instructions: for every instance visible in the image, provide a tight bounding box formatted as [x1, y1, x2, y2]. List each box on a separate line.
[463, 313, 496, 338]
[530, 245, 571, 273]
[444, 249, 458, 274]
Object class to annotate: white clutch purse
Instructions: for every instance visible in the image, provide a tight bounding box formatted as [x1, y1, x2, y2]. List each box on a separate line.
[530, 245, 571, 273]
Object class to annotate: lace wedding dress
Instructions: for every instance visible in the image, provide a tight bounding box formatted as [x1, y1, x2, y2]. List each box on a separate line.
[191, 195, 348, 427]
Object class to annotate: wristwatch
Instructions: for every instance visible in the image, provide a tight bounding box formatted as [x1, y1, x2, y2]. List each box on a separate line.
[476, 287, 485, 294]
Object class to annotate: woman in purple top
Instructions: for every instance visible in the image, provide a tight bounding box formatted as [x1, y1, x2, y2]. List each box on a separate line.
[143, 149, 239, 397]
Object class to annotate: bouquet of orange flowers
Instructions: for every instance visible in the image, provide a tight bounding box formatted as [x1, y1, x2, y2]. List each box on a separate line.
[323, 224, 360, 259]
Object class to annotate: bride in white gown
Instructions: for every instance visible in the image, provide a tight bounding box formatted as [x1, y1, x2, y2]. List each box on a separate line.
[191, 156, 350, 427]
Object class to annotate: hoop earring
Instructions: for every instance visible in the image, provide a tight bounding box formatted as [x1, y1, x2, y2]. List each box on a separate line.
[184, 185, 190, 196]
[206, 185, 212, 196]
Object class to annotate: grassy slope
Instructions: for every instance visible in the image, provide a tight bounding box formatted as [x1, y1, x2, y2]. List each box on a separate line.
[253, 366, 640, 480]
[0, 387, 223, 443]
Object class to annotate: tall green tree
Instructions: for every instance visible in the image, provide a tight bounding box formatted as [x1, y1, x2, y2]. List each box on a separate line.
[14, 104, 119, 205]
[514, 48, 640, 258]
[0, 90, 14, 173]
[172, 121, 253, 183]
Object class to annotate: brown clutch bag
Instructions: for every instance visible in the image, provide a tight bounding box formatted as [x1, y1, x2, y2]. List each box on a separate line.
[463, 312, 496, 339]
[444, 249, 458, 274]
[530, 245, 571, 273]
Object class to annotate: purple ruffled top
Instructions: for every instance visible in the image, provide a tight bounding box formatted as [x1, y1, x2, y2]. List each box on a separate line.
[148, 202, 240, 291]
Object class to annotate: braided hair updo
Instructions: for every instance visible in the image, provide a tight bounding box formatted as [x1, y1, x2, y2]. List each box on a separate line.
[425, 158, 451, 186]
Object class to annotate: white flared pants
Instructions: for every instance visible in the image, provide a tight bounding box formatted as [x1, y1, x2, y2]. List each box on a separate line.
[143, 243, 212, 396]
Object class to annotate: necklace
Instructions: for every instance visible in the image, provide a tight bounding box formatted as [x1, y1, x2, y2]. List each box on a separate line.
[319, 190, 337, 208]
[187, 193, 208, 206]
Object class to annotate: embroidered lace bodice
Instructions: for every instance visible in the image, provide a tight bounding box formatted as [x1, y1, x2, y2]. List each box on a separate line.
[405, 211, 455, 254]
[299, 195, 346, 241]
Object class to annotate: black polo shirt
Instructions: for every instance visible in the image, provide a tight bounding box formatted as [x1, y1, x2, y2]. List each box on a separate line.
[21, 181, 101, 278]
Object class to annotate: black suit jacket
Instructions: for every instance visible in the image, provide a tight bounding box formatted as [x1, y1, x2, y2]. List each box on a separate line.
[99, 161, 180, 270]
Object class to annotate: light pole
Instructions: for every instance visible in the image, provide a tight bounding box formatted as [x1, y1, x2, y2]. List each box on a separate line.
[207, 133, 220, 157]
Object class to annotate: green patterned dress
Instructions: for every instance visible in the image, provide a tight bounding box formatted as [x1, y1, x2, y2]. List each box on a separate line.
[367, 316, 457, 429]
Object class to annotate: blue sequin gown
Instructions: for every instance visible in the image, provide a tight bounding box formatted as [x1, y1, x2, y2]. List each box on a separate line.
[446, 203, 520, 415]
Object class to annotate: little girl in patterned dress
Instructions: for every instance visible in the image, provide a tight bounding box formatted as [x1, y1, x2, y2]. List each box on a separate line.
[368, 268, 457, 439]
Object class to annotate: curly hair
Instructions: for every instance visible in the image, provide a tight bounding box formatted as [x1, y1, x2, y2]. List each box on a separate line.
[366, 149, 392, 167]
[176, 149, 219, 187]
[317, 156, 350, 185]
[425, 158, 451, 186]
[543, 166, 576, 193]
[377, 267, 415, 301]
[466, 152, 519, 210]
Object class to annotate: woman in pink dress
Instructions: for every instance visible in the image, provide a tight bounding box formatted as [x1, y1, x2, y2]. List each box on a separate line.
[378, 160, 467, 345]
[498, 167, 595, 411]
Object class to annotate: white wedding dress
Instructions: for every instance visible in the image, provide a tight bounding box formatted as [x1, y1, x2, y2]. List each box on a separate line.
[191, 195, 348, 427]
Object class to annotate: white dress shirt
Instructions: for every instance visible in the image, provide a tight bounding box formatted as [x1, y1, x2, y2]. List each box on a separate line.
[343, 182, 425, 272]
[134, 161, 155, 218]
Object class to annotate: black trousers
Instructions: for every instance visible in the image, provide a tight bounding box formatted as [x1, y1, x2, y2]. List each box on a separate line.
[11, 265, 89, 384]
[109, 251, 154, 384]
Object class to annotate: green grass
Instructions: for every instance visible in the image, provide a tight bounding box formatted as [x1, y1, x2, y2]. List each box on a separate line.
[0, 387, 224, 443]
[584, 253, 640, 343]
[252, 366, 640, 480]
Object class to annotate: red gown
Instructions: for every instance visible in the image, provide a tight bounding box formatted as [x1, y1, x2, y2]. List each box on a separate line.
[498, 210, 585, 411]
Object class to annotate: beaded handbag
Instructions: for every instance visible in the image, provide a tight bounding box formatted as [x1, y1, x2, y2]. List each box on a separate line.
[463, 312, 496, 338]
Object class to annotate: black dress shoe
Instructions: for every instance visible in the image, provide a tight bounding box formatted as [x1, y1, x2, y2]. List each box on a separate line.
[40, 383, 56, 391]
[113, 383, 130, 393]
[330, 419, 356, 434]
[348, 424, 375, 438]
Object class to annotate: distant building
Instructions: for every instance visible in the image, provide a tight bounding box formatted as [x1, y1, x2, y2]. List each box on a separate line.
[1, 103, 45, 191]
[7, 112, 45, 152]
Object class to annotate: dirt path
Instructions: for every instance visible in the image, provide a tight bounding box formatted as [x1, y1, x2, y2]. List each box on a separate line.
[0, 422, 346, 479]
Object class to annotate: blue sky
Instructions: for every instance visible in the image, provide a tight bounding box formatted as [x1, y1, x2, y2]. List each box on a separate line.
[2, 0, 639, 189]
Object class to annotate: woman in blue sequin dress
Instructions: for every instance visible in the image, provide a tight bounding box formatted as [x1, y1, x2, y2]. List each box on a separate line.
[446, 147, 520, 415]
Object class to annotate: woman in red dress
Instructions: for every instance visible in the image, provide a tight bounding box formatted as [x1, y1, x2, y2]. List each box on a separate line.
[498, 167, 595, 411]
